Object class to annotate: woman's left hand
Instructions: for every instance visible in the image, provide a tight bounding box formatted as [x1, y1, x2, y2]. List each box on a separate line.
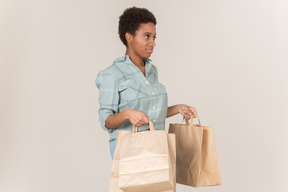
[178, 104, 197, 120]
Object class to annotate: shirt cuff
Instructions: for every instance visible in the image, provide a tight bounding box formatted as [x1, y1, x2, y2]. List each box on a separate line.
[99, 111, 113, 131]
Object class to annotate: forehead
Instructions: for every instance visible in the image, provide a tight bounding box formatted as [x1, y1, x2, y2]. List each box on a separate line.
[136, 22, 156, 34]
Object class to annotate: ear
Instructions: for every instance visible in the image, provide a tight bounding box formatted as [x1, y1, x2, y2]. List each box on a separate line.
[125, 32, 133, 45]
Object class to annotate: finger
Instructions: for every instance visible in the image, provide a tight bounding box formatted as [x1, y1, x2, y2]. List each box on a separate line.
[193, 113, 197, 118]
[183, 114, 189, 119]
[189, 108, 194, 113]
[189, 108, 197, 115]
[184, 110, 191, 116]
[193, 110, 197, 116]
[136, 122, 144, 127]
[145, 116, 151, 123]
[135, 120, 141, 127]
[144, 118, 150, 124]
[179, 111, 185, 117]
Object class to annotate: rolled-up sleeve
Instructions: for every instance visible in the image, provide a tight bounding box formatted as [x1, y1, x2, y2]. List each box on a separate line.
[95, 71, 119, 131]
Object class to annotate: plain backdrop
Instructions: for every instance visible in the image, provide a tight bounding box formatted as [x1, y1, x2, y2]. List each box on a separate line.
[1, 0, 288, 191]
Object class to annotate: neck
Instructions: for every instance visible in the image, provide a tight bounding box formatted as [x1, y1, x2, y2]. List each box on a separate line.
[125, 50, 145, 67]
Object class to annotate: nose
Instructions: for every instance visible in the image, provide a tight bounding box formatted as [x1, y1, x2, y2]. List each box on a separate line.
[149, 38, 156, 47]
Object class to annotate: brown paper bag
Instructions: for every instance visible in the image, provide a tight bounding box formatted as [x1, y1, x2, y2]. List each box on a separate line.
[109, 121, 176, 192]
[168, 115, 221, 187]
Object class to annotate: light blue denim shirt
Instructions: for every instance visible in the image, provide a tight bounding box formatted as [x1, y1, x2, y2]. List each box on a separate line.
[95, 55, 168, 142]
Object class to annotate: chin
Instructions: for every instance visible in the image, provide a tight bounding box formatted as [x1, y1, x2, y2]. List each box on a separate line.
[142, 54, 152, 59]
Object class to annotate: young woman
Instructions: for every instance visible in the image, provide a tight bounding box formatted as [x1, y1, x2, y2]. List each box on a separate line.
[96, 7, 197, 159]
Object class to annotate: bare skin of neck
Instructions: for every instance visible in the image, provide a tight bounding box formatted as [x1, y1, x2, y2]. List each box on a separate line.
[125, 49, 146, 76]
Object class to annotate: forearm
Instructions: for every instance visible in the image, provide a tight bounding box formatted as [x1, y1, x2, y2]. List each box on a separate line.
[166, 105, 180, 118]
[105, 110, 129, 129]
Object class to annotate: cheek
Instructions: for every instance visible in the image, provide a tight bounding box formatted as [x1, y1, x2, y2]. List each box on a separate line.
[134, 38, 146, 48]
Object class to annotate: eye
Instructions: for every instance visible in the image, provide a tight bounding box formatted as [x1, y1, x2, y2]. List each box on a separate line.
[153, 36, 157, 40]
[145, 34, 150, 39]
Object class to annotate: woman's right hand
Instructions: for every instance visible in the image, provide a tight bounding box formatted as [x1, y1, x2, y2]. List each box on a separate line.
[125, 109, 151, 127]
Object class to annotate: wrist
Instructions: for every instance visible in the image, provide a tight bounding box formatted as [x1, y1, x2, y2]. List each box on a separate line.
[123, 109, 131, 120]
[177, 104, 183, 113]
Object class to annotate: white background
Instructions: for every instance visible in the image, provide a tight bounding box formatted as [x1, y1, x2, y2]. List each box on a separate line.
[1, 0, 288, 191]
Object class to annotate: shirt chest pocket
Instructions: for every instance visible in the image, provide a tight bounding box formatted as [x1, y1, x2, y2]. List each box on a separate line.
[118, 79, 151, 103]
[153, 82, 167, 96]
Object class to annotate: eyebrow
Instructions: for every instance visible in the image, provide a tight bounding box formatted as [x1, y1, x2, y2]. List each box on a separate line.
[144, 32, 157, 36]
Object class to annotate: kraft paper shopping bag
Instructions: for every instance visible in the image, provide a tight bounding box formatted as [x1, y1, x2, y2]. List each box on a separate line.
[109, 121, 176, 192]
[169, 115, 221, 187]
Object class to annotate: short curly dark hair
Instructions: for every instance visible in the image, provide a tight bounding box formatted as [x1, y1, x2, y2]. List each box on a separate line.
[118, 7, 157, 47]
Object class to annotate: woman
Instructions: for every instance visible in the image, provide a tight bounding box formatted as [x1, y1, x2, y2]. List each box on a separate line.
[96, 7, 197, 159]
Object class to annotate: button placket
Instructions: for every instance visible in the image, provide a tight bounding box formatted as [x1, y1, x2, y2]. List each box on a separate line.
[143, 68, 158, 125]
[151, 83, 158, 124]
[145, 78, 155, 96]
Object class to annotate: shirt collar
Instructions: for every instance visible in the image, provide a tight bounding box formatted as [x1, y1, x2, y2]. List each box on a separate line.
[123, 55, 152, 76]
[124, 54, 151, 62]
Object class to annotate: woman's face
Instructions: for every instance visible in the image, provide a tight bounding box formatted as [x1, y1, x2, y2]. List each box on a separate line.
[126, 22, 156, 59]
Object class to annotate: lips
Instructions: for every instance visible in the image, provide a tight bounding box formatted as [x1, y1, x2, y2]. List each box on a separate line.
[146, 49, 153, 53]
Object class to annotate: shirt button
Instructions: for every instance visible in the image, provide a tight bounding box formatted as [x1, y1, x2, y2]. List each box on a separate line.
[152, 92, 155, 95]
[153, 120, 156, 122]
[146, 81, 149, 84]
[152, 106, 156, 109]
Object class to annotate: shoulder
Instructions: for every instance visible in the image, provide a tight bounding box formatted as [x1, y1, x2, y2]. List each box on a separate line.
[97, 56, 133, 80]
